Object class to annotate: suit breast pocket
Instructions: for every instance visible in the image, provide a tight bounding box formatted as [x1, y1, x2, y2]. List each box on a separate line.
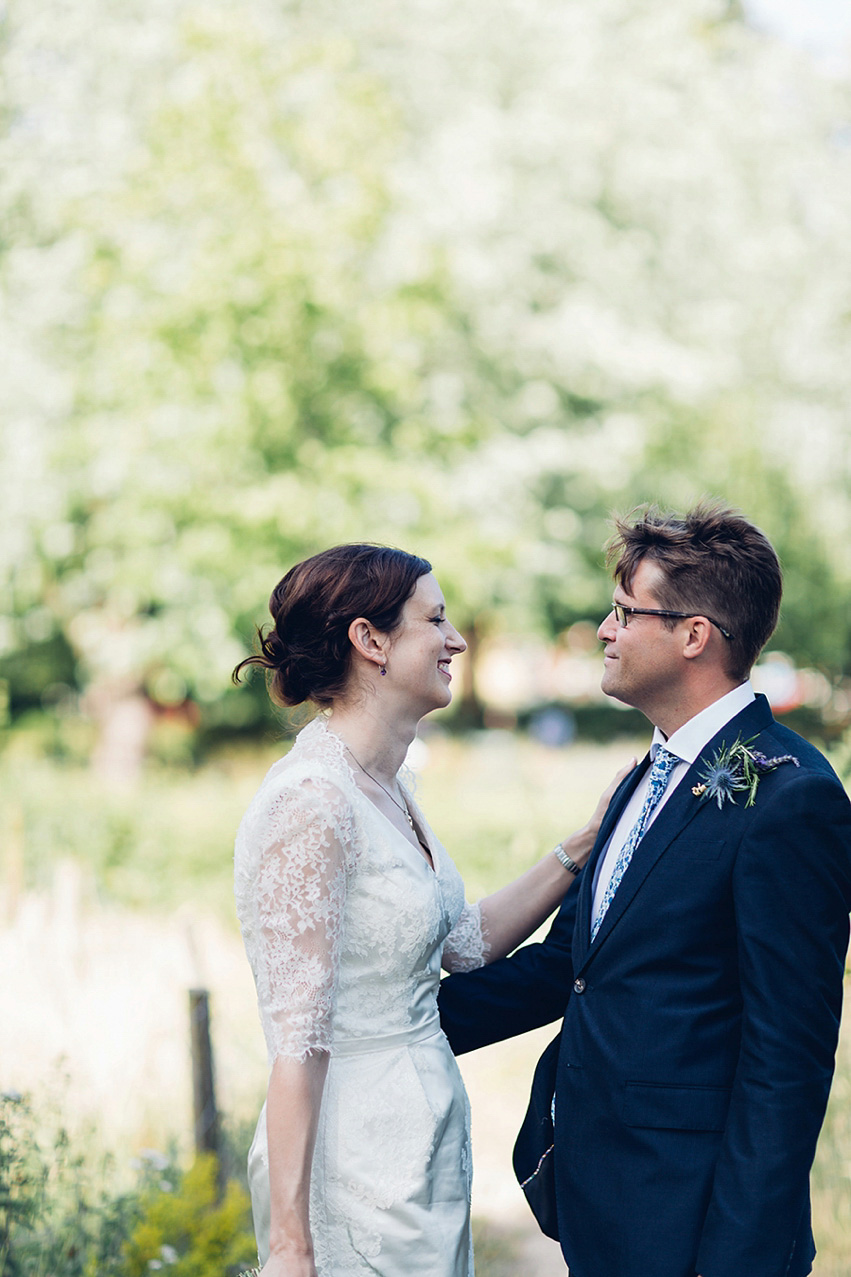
[622, 1081, 731, 1131]
[673, 835, 725, 863]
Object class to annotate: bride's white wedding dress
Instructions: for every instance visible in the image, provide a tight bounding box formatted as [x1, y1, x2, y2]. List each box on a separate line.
[234, 717, 487, 1276]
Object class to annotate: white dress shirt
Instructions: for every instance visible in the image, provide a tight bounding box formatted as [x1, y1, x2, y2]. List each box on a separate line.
[591, 681, 756, 930]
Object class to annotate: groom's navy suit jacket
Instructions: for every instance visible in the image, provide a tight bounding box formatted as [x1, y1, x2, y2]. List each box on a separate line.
[439, 696, 851, 1277]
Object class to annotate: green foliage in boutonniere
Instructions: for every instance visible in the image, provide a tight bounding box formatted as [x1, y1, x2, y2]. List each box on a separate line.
[691, 735, 800, 809]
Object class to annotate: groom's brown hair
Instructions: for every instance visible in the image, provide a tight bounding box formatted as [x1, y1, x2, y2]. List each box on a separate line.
[607, 499, 782, 682]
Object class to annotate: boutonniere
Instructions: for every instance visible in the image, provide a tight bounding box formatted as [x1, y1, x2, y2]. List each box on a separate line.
[691, 735, 799, 809]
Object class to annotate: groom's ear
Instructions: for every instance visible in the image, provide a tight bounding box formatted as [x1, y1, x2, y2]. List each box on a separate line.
[682, 616, 714, 661]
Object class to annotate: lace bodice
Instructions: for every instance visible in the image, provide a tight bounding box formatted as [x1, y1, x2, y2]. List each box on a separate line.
[234, 717, 486, 1065]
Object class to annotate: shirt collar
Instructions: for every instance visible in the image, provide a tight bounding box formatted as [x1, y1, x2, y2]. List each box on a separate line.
[650, 681, 756, 766]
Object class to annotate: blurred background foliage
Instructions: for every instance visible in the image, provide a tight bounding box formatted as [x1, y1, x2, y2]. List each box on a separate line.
[2, 0, 851, 769]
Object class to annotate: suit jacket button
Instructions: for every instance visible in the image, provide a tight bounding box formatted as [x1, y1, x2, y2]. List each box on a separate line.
[573, 977, 586, 994]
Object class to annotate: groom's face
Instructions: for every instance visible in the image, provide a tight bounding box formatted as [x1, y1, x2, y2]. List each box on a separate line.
[597, 560, 687, 717]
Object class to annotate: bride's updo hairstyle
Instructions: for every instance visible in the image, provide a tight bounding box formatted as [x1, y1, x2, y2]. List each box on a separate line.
[233, 544, 432, 708]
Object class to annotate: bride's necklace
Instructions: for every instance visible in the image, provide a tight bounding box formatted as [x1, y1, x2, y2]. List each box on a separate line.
[345, 745, 415, 829]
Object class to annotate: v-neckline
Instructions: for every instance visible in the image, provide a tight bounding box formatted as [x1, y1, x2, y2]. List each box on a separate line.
[314, 718, 437, 874]
[355, 785, 437, 875]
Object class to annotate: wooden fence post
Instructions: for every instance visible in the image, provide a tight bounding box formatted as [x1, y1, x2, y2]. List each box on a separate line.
[189, 988, 220, 1166]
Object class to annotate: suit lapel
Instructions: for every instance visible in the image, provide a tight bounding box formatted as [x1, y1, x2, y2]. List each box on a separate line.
[583, 765, 705, 956]
[578, 695, 775, 965]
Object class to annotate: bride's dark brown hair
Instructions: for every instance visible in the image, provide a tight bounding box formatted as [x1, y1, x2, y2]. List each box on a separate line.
[233, 544, 432, 708]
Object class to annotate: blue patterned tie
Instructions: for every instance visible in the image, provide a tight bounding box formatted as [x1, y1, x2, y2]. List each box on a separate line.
[591, 746, 679, 941]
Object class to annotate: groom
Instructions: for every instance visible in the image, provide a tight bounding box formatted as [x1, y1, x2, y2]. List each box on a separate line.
[439, 501, 851, 1277]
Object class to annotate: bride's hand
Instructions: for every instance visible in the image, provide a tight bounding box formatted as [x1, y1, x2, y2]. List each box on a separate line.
[558, 757, 637, 870]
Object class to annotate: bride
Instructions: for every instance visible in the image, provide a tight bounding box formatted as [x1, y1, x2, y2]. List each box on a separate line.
[233, 544, 628, 1277]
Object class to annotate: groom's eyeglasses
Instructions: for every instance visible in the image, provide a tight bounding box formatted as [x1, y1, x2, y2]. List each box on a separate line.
[611, 602, 734, 641]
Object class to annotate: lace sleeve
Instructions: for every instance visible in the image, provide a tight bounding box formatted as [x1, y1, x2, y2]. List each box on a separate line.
[249, 777, 353, 1064]
[442, 901, 490, 973]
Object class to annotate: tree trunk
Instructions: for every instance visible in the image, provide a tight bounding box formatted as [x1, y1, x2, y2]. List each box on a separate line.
[87, 679, 154, 786]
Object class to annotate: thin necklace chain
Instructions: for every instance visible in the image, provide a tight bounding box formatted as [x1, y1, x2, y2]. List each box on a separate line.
[345, 745, 414, 829]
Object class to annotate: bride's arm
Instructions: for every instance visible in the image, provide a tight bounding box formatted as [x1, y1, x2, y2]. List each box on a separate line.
[247, 776, 354, 1276]
[260, 1053, 329, 1277]
[476, 758, 635, 962]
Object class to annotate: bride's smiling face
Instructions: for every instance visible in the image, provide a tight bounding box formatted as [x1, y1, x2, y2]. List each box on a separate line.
[386, 573, 466, 715]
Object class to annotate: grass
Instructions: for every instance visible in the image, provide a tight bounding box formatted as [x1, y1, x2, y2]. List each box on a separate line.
[471, 1218, 523, 1276]
[0, 723, 636, 915]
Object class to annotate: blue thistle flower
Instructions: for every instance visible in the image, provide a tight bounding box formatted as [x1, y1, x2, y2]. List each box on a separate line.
[702, 760, 748, 809]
